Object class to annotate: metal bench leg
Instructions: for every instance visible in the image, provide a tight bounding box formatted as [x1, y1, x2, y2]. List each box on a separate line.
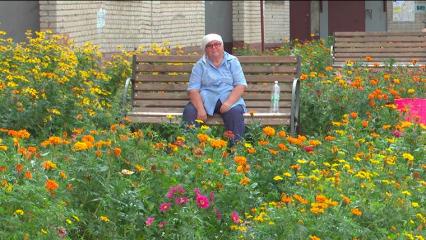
[121, 77, 132, 118]
[290, 78, 300, 136]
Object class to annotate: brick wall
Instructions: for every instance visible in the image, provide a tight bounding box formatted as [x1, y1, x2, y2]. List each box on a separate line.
[264, 1, 290, 43]
[232, 1, 261, 46]
[387, 0, 426, 32]
[39, 0, 205, 53]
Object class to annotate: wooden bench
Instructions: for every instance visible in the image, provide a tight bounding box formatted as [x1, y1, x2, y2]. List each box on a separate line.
[122, 55, 301, 135]
[332, 32, 426, 67]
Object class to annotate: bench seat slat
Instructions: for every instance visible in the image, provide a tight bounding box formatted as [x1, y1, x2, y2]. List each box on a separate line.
[133, 100, 292, 108]
[128, 113, 290, 125]
[131, 107, 292, 113]
[133, 92, 293, 100]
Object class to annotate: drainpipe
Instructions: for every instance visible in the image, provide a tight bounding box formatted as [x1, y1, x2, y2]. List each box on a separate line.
[260, 0, 264, 52]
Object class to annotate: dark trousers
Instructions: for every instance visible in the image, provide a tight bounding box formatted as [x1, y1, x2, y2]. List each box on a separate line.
[182, 100, 245, 142]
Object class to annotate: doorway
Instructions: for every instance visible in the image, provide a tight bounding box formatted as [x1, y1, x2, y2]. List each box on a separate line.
[205, 1, 233, 53]
[328, 1, 365, 34]
[290, 1, 311, 41]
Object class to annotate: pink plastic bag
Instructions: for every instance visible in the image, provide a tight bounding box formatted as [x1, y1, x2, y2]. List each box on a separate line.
[394, 98, 426, 124]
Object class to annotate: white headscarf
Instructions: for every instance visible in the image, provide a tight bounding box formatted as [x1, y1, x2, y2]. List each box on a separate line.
[201, 33, 223, 51]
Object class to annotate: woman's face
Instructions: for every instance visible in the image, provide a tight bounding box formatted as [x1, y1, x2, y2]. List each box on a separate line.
[205, 40, 224, 60]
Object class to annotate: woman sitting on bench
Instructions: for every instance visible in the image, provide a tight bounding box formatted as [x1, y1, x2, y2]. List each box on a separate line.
[182, 33, 247, 142]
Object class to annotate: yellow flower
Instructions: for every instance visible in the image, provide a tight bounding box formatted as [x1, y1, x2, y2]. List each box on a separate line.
[412, 202, 419, 208]
[0, 145, 7, 151]
[166, 114, 174, 120]
[100, 215, 110, 222]
[72, 215, 80, 222]
[15, 209, 24, 215]
[283, 172, 292, 177]
[402, 153, 414, 161]
[402, 190, 411, 196]
[200, 125, 210, 130]
[273, 176, 283, 181]
[407, 88, 415, 94]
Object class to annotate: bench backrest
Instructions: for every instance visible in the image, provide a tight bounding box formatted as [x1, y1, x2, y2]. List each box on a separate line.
[130, 55, 301, 126]
[332, 32, 426, 66]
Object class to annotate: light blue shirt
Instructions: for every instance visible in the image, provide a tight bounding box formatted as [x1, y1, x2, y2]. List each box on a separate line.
[187, 52, 247, 116]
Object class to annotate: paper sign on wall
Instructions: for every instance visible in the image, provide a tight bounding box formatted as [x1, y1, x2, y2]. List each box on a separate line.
[393, 0, 415, 22]
[97, 8, 107, 30]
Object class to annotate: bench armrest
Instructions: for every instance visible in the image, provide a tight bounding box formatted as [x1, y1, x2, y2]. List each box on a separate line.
[290, 77, 300, 136]
[120, 77, 133, 117]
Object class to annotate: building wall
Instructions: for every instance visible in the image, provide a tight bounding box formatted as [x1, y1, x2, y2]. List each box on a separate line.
[264, 0, 290, 43]
[39, 1, 205, 53]
[0, 1, 40, 42]
[386, 0, 426, 32]
[233, 1, 261, 46]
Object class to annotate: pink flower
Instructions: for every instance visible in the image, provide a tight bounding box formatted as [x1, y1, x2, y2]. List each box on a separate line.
[195, 191, 210, 209]
[392, 130, 401, 138]
[214, 207, 222, 220]
[166, 185, 186, 198]
[231, 211, 240, 224]
[159, 202, 172, 212]
[158, 221, 167, 228]
[145, 217, 155, 226]
[175, 197, 189, 205]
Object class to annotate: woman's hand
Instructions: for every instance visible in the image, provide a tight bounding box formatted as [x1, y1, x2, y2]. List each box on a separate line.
[220, 102, 231, 114]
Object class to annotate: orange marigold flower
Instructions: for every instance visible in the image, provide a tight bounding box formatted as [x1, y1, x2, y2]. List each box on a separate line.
[82, 135, 95, 143]
[15, 164, 24, 173]
[342, 195, 351, 205]
[281, 194, 292, 204]
[278, 130, 287, 138]
[197, 133, 209, 143]
[258, 140, 269, 145]
[59, 171, 67, 179]
[113, 147, 122, 157]
[351, 208, 362, 216]
[247, 147, 256, 154]
[278, 143, 288, 151]
[350, 112, 358, 119]
[209, 139, 227, 149]
[315, 194, 327, 203]
[45, 179, 59, 192]
[240, 176, 251, 186]
[309, 235, 321, 240]
[324, 135, 335, 141]
[234, 156, 247, 165]
[293, 194, 308, 204]
[24, 170, 32, 180]
[362, 120, 368, 128]
[268, 148, 278, 155]
[42, 160, 57, 170]
[262, 126, 276, 137]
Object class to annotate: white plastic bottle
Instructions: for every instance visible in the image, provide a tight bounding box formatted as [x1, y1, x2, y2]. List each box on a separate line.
[270, 81, 280, 113]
